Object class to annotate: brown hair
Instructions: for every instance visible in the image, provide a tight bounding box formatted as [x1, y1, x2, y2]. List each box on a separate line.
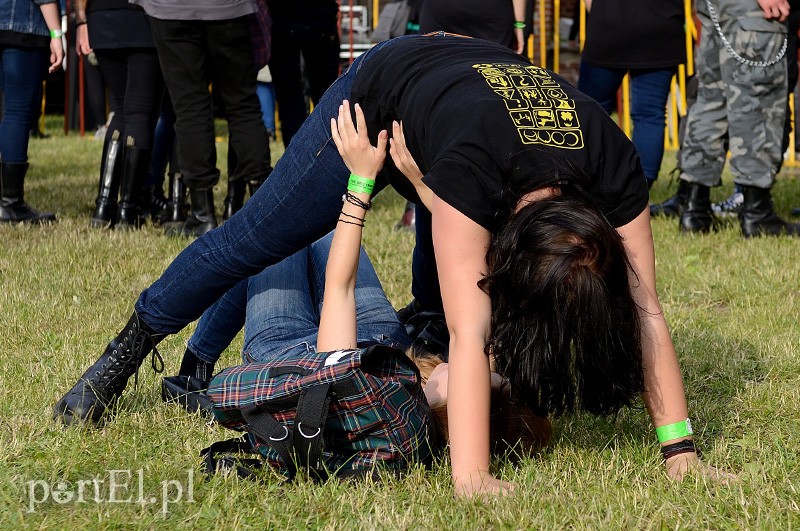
[408, 347, 552, 459]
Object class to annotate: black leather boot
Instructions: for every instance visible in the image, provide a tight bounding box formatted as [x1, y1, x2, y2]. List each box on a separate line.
[739, 185, 800, 237]
[89, 130, 123, 229]
[53, 311, 166, 425]
[650, 179, 690, 218]
[116, 136, 151, 229]
[0, 162, 57, 224]
[181, 187, 217, 237]
[162, 171, 189, 235]
[222, 178, 246, 220]
[679, 182, 715, 233]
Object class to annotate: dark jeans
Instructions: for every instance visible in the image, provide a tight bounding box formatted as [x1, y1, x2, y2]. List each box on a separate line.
[0, 46, 48, 163]
[578, 63, 676, 183]
[95, 47, 163, 150]
[269, 23, 340, 147]
[147, 16, 269, 189]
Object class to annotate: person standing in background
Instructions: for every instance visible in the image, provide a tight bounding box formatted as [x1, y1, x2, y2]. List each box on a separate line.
[0, 0, 63, 224]
[578, 0, 686, 189]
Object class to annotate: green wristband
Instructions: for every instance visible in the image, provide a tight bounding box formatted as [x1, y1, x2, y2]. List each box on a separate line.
[514, 21, 526, 29]
[50, 28, 63, 39]
[347, 173, 375, 195]
[656, 418, 693, 443]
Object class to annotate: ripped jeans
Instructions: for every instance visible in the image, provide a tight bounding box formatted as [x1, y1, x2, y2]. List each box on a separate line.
[186, 232, 410, 364]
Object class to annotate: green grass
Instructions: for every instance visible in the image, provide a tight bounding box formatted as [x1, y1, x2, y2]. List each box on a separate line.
[2, 117, 800, 529]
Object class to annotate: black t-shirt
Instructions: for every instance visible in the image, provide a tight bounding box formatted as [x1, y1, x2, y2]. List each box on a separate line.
[419, 0, 515, 49]
[350, 35, 648, 230]
[582, 0, 686, 69]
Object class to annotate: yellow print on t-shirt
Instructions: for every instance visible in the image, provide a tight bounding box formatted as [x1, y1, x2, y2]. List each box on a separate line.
[472, 63, 584, 149]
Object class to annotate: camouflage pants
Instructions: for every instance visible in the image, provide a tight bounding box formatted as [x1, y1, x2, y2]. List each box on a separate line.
[680, 1, 787, 188]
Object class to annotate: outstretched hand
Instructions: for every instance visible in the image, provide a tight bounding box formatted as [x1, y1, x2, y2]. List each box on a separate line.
[330, 100, 387, 178]
[665, 452, 737, 484]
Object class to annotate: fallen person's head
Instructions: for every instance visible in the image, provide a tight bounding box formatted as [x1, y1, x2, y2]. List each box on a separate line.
[407, 348, 552, 458]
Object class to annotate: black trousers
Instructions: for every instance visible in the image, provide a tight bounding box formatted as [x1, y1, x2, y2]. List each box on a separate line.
[95, 47, 163, 150]
[269, 23, 340, 147]
[147, 16, 269, 189]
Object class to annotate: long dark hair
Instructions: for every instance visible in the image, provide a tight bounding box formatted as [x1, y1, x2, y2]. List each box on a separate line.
[478, 191, 644, 417]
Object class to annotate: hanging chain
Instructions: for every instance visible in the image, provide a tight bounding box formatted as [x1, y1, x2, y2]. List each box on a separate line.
[705, 0, 787, 68]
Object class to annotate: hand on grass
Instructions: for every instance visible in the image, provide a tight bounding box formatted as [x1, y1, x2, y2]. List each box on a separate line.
[454, 470, 514, 498]
[330, 100, 387, 179]
[665, 452, 737, 484]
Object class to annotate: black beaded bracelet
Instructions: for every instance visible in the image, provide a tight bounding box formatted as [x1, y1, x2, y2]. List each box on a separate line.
[661, 439, 701, 461]
[342, 191, 372, 210]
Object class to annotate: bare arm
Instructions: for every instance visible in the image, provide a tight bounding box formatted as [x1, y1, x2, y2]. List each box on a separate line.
[74, 0, 92, 57]
[317, 101, 388, 352]
[432, 196, 511, 496]
[38, 3, 63, 72]
[512, 0, 526, 53]
[617, 208, 733, 480]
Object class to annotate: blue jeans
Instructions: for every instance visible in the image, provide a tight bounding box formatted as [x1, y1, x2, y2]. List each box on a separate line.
[187, 232, 409, 364]
[577, 63, 676, 183]
[135, 39, 400, 335]
[256, 81, 276, 136]
[0, 46, 48, 163]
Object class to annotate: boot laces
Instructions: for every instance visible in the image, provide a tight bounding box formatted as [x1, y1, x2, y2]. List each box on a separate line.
[93, 316, 164, 397]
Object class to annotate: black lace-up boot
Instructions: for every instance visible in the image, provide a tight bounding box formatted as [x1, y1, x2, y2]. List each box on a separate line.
[53, 311, 166, 425]
[222, 178, 246, 220]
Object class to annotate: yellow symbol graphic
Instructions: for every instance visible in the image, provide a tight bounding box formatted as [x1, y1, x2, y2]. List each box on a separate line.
[554, 98, 575, 109]
[487, 76, 511, 89]
[518, 88, 540, 101]
[533, 109, 555, 127]
[558, 110, 577, 127]
[510, 110, 534, 127]
[503, 98, 529, 110]
[479, 68, 504, 77]
[546, 88, 568, 99]
[504, 67, 525, 75]
[511, 75, 535, 88]
[494, 89, 517, 100]
[518, 128, 584, 148]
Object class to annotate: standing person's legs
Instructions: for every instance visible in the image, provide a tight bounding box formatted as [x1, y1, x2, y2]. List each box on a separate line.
[0, 46, 56, 224]
[677, 12, 728, 233]
[576, 62, 625, 115]
[206, 17, 270, 218]
[269, 26, 306, 147]
[147, 17, 219, 236]
[410, 205, 443, 314]
[90, 49, 128, 227]
[629, 68, 675, 184]
[722, 13, 797, 236]
[301, 29, 341, 105]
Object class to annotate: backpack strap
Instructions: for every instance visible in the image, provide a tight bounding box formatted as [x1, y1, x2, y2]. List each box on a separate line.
[241, 406, 297, 479]
[292, 383, 332, 472]
[200, 437, 263, 479]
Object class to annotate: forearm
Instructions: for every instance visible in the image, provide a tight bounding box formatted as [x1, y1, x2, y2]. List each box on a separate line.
[39, 3, 61, 32]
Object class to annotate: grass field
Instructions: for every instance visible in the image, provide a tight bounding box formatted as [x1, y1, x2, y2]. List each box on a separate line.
[1, 118, 799, 529]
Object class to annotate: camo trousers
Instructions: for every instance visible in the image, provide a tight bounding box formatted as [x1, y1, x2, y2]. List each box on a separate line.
[680, 0, 787, 188]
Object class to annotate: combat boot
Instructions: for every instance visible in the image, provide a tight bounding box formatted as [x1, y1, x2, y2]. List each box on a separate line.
[53, 311, 165, 425]
[0, 162, 57, 224]
[739, 185, 800, 237]
[181, 187, 217, 237]
[679, 183, 715, 233]
[117, 136, 151, 229]
[222, 178, 246, 220]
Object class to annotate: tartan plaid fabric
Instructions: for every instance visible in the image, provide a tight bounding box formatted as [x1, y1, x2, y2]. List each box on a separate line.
[208, 344, 432, 475]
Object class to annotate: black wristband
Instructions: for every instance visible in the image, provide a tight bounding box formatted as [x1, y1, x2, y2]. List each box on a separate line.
[661, 439, 701, 461]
